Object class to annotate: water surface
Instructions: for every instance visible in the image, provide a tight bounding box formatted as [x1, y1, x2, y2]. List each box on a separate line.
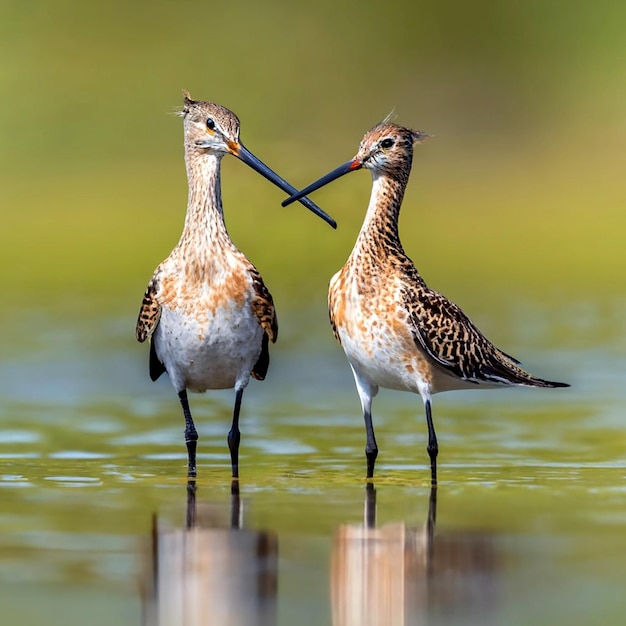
[0, 299, 624, 625]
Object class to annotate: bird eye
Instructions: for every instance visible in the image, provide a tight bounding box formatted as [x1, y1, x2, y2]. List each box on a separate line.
[381, 138, 394, 149]
[206, 118, 216, 131]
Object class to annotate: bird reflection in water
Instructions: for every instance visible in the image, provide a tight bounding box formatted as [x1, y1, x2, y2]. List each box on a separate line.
[331, 484, 498, 626]
[143, 481, 278, 626]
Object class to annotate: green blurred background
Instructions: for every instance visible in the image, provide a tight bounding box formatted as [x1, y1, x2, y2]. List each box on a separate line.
[1, 3, 625, 624]
[1, 0, 624, 323]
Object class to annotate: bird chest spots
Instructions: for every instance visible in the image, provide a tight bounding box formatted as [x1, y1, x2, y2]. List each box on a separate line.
[355, 315, 369, 338]
[160, 264, 252, 325]
[159, 275, 179, 308]
[403, 358, 419, 379]
[355, 280, 377, 301]
[412, 354, 435, 386]
[205, 268, 250, 313]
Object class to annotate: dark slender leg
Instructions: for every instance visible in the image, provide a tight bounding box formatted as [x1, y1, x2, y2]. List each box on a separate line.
[426, 484, 437, 580]
[230, 480, 242, 529]
[178, 390, 198, 477]
[227, 387, 244, 479]
[426, 484, 437, 539]
[365, 482, 376, 529]
[364, 407, 378, 479]
[425, 399, 438, 485]
[186, 480, 197, 529]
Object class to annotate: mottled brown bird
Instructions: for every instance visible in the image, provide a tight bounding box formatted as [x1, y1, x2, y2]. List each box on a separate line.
[283, 121, 568, 483]
[136, 92, 336, 478]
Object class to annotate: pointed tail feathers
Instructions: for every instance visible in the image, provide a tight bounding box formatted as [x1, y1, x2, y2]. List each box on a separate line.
[483, 353, 569, 388]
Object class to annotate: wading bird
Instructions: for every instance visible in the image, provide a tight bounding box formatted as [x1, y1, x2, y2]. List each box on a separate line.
[283, 121, 568, 483]
[136, 92, 336, 478]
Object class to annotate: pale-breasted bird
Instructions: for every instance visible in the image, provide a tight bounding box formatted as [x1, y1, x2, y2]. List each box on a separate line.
[136, 92, 336, 478]
[283, 121, 568, 483]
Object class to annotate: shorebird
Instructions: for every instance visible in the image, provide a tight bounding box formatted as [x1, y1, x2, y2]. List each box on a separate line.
[283, 121, 568, 483]
[136, 92, 336, 478]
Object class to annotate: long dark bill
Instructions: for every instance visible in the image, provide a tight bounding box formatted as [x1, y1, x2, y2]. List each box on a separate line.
[281, 159, 362, 208]
[235, 143, 337, 229]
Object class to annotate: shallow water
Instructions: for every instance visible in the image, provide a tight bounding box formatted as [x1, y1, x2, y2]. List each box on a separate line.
[2, 1, 625, 622]
[0, 298, 625, 625]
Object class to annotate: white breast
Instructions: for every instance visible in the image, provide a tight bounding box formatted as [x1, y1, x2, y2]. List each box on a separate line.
[332, 272, 426, 394]
[155, 301, 263, 393]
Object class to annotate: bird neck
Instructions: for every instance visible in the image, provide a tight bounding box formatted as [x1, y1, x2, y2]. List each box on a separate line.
[352, 170, 408, 258]
[178, 151, 232, 252]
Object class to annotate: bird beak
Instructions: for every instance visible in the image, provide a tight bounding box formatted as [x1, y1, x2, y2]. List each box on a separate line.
[229, 141, 337, 229]
[281, 159, 362, 208]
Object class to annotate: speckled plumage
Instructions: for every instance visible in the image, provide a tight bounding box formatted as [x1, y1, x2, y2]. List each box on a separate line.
[136, 93, 330, 478]
[286, 122, 568, 483]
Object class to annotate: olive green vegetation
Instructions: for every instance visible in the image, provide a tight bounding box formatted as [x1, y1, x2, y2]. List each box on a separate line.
[1, 0, 624, 318]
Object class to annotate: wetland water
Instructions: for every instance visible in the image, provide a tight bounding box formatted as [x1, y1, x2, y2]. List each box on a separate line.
[3, 2, 625, 624]
[0, 299, 624, 626]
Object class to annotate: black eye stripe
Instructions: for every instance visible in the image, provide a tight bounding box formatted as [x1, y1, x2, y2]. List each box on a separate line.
[206, 118, 216, 130]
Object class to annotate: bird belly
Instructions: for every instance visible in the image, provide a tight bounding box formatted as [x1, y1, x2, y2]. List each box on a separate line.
[331, 269, 436, 394]
[337, 313, 430, 394]
[155, 302, 263, 392]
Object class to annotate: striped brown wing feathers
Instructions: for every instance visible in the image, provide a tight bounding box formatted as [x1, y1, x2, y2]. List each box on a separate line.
[136, 276, 162, 343]
[250, 268, 277, 381]
[249, 268, 277, 343]
[405, 286, 538, 386]
[136, 274, 166, 381]
[481, 352, 570, 388]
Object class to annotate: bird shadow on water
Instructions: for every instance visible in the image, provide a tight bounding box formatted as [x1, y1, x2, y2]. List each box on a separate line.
[332, 484, 499, 626]
[142, 480, 278, 626]
[142, 480, 500, 626]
